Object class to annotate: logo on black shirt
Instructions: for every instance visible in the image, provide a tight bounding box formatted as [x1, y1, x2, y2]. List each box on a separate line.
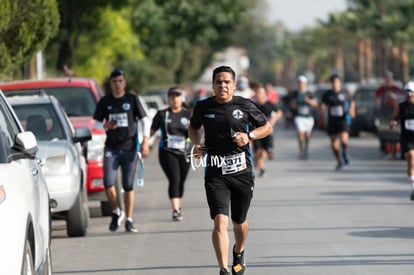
[123, 103, 131, 110]
[232, 109, 244, 120]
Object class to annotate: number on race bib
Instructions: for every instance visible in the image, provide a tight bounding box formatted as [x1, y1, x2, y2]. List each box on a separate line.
[330, 106, 343, 117]
[405, 119, 414, 131]
[221, 152, 247, 175]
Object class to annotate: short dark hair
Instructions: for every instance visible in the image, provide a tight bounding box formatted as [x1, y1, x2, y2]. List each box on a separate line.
[212, 66, 236, 83]
[110, 68, 124, 79]
[329, 73, 341, 82]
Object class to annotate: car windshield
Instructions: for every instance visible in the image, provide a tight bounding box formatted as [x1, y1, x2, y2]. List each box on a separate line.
[12, 104, 66, 141]
[5, 87, 96, 117]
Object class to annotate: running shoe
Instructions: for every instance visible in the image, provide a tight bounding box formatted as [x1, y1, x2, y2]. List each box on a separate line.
[172, 210, 183, 221]
[410, 191, 414, 201]
[258, 169, 266, 177]
[342, 152, 349, 165]
[232, 246, 246, 275]
[109, 211, 125, 232]
[335, 164, 342, 171]
[220, 268, 230, 275]
[125, 220, 138, 233]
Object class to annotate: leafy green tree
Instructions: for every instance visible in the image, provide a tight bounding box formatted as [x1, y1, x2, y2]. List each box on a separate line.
[0, 0, 59, 79]
[70, 7, 143, 86]
[130, 0, 251, 84]
[53, 0, 128, 73]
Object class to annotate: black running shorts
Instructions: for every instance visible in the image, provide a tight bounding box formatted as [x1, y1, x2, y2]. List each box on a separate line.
[327, 120, 349, 136]
[204, 173, 255, 224]
[401, 138, 414, 155]
[253, 134, 273, 152]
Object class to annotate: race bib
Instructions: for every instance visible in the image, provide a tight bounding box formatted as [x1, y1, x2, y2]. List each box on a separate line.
[405, 119, 414, 131]
[221, 152, 247, 175]
[167, 135, 186, 150]
[330, 106, 343, 117]
[108, 113, 128, 127]
[298, 105, 310, 115]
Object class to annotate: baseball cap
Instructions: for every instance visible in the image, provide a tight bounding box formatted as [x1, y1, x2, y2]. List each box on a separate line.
[110, 68, 124, 79]
[297, 75, 308, 84]
[403, 82, 414, 93]
[167, 87, 182, 95]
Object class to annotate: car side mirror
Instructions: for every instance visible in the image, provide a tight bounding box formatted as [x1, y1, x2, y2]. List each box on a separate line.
[12, 131, 38, 158]
[73, 127, 92, 143]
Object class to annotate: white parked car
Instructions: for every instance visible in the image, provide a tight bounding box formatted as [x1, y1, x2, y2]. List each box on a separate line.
[8, 94, 91, 237]
[0, 91, 52, 274]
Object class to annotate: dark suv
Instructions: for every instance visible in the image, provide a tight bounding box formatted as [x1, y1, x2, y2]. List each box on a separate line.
[350, 84, 379, 137]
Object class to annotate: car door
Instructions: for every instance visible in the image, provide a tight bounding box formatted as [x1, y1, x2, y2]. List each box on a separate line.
[0, 92, 50, 273]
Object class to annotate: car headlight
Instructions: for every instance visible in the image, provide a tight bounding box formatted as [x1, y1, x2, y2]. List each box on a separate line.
[87, 133, 106, 161]
[44, 155, 73, 175]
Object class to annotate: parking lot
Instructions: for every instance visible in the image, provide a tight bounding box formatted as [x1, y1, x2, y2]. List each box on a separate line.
[51, 128, 414, 275]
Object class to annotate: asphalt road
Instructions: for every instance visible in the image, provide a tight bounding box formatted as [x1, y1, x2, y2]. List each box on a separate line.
[51, 127, 414, 275]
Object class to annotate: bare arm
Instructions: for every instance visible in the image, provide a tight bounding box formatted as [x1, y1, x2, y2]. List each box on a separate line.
[188, 125, 204, 157]
[233, 121, 273, 147]
[349, 100, 356, 119]
[304, 96, 318, 108]
[269, 110, 283, 127]
[390, 104, 400, 129]
[188, 125, 202, 145]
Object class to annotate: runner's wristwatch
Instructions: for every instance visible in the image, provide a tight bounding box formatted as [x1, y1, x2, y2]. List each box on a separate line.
[248, 131, 255, 140]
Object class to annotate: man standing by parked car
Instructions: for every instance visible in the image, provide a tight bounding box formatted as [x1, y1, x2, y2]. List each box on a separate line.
[93, 68, 150, 233]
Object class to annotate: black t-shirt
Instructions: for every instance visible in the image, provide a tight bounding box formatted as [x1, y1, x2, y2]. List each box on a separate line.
[255, 101, 279, 118]
[151, 107, 191, 153]
[93, 92, 147, 151]
[190, 96, 268, 178]
[399, 101, 414, 141]
[292, 90, 314, 117]
[322, 90, 353, 124]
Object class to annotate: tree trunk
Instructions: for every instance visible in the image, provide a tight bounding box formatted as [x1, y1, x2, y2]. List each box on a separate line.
[357, 37, 365, 82]
[282, 57, 295, 89]
[364, 38, 373, 80]
[332, 44, 344, 77]
[390, 43, 399, 79]
[56, 38, 73, 72]
[374, 38, 386, 77]
[400, 42, 409, 83]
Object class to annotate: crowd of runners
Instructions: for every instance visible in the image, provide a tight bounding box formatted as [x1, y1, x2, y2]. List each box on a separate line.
[96, 65, 414, 275]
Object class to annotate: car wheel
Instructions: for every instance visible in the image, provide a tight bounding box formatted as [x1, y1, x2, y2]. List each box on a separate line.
[66, 188, 89, 237]
[22, 239, 34, 275]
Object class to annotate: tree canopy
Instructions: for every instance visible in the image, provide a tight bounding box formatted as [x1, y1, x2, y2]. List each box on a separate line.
[0, 0, 59, 80]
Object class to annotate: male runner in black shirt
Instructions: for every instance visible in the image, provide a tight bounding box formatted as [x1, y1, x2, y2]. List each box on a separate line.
[93, 69, 150, 233]
[390, 81, 414, 200]
[320, 74, 355, 170]
[188, 66, 272, 275]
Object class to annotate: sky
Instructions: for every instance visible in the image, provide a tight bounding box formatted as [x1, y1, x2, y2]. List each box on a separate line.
[267, 0, 348, 31]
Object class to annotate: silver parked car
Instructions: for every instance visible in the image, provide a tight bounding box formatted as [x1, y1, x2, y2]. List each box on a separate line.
[0, 90, 52, 274]
[8, 94, 91, 237]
